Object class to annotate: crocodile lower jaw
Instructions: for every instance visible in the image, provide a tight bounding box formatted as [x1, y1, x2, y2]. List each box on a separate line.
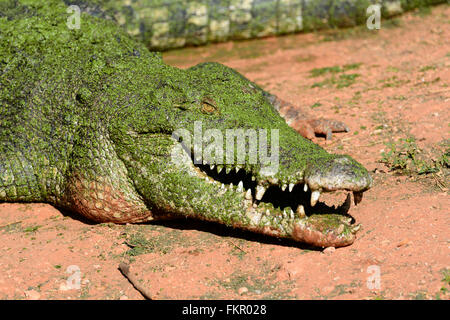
[193, 161, 364, 236]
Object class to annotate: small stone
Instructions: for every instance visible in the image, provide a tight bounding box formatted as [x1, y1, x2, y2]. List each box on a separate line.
[322, 285, 334, 295]
[59, 283, 70, 291]
[238, 287, 248, 295]
[396, 239, 412, 247]
[322, 247, 336, 254]
[24, 290, 40, 300]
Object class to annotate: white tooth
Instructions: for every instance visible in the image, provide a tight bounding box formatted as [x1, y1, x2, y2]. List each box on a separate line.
[296, 205, 306, 217]
[216, 166, 222, 174]
[281, 184, 287, 191]
[235, 167, 240, 173]
[304, 184, 308, 192]
[229, 182, 233, 189]
[289, 183, 294, 192]
[290, 208, 294, 219]
[311, 190, 320, 207]
[245, 189, 252, 200]
[226, 167, 231, 174]
[210, 164, 215, 170]
[251, 176, 256, 181]
[221, 183, 225, 189]
[283, 209, 287, 218]
[237, 181, 244, 192]
[255, 185, 266, 200]
[351, 224, 361, 233]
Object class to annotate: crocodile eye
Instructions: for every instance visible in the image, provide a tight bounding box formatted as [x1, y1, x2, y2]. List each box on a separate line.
[201, 97, 218, 114]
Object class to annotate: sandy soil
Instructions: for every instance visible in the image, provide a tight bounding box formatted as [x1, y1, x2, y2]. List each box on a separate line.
[0, 5, 449, 300]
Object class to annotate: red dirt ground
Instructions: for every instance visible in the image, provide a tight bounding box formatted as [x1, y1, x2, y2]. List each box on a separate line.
[0, 5, 449, 300]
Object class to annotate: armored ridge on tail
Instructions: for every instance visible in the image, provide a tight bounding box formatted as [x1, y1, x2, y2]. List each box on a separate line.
[1, 0, 372, 247]
[68, 0, 447, 50]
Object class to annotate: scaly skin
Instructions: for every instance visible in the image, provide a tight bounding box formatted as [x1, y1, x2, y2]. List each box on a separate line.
[67, 0, 447, 50]
[0, 0, 373, 248]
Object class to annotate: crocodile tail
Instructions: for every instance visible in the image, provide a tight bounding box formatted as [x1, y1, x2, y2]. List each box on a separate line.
[82, 0, 447, 51]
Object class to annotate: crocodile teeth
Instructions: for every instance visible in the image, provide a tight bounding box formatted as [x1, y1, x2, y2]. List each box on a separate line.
[210, 164, 215, 170]
[235, 167, 240, 173]
[251, 176, 256, 181]
[289, 208, 294, 219]
[226, 167, 231, 174]
[255, 185, 266, 200]
[245, 189, 252, 200]
[353, 191, 363, 205]
[296, 205, 306, 218]
[304, 184, 308, 192]
[289, 183, 294, 192]
[281, 184, 287, 191]
[237, 181, 244, 192]
[310, 190, 321, 207]
[217, 166, 223, 174]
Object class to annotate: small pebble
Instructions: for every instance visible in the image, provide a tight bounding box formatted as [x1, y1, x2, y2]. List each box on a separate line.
[322, 286, 334, 295]
[322, 247, 336, 254]
[396, 239, 412, 247]
[238, 287, 248, 295]
[24, 290, 40, 300]
[59, 283, 70, 291]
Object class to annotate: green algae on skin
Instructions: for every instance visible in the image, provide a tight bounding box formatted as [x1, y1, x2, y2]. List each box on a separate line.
[1, 0, 372, 247]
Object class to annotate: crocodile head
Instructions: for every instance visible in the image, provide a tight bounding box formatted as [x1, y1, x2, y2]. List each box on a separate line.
[109, 62, 372, 248]
[0, 0, 371, 248]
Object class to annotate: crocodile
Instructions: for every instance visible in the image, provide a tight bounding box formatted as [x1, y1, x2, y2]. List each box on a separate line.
[64, 0, 447, 50]
[0, 0, 373, 248]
